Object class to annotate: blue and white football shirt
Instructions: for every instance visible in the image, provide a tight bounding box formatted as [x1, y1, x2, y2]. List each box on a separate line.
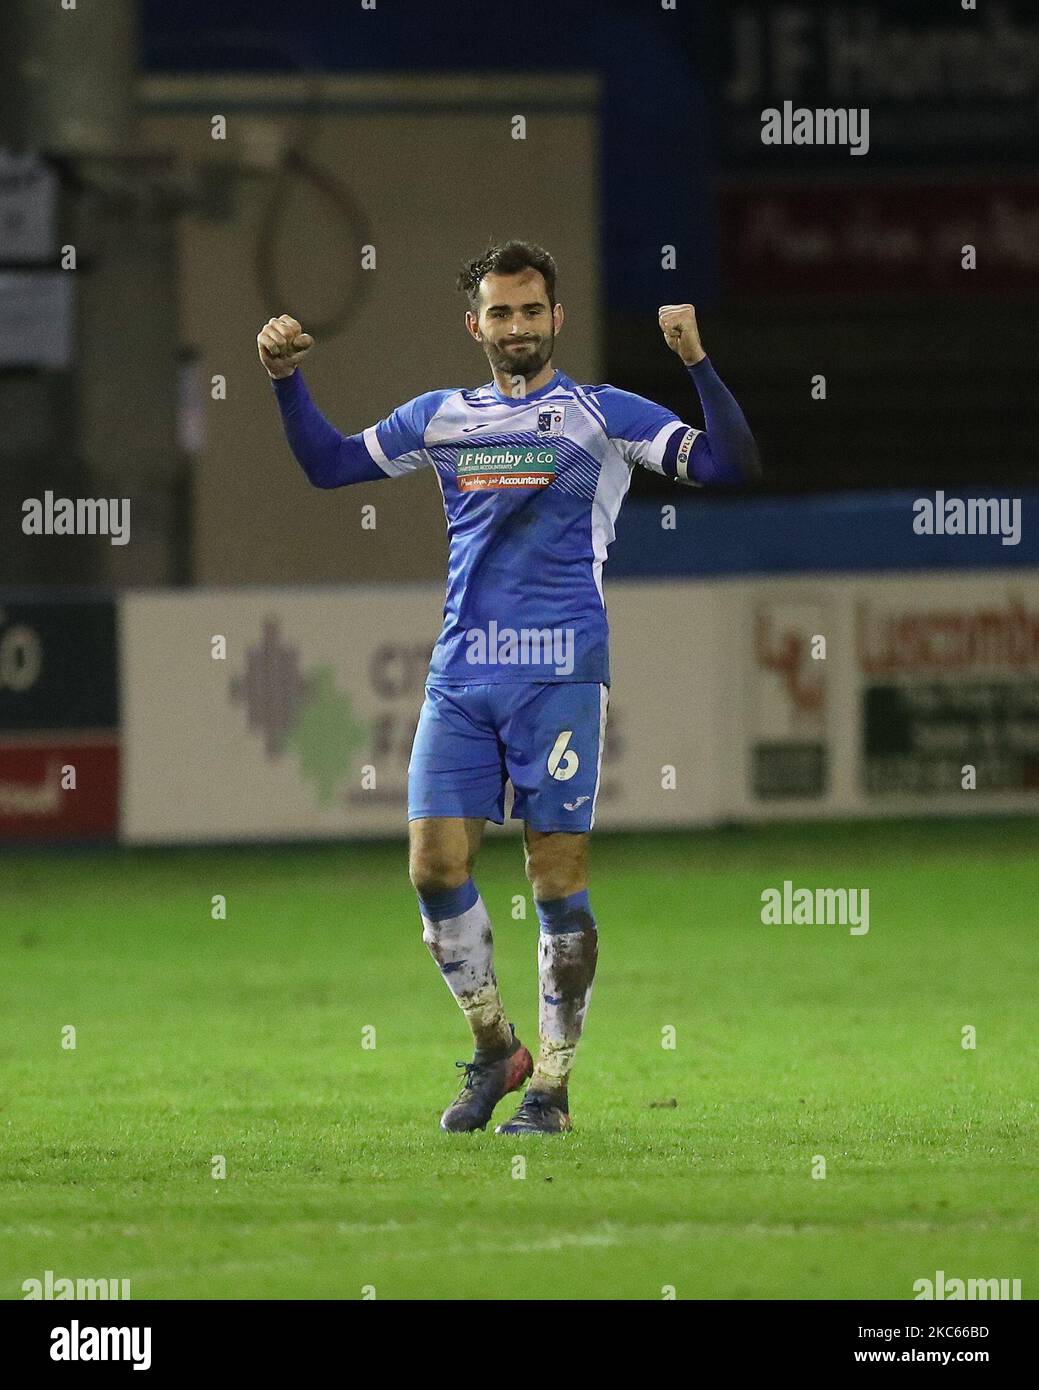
[360, 369, 702, 686]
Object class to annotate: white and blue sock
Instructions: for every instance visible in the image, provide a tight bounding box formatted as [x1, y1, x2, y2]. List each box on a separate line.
[419, 878, 514, 1060]
[531, 890, 598, 1098]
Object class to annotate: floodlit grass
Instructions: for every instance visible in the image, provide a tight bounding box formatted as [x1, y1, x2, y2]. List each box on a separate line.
[2, 821, 1036, 1299]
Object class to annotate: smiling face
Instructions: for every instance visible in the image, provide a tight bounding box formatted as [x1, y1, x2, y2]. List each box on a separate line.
[466, 267, 564, 385]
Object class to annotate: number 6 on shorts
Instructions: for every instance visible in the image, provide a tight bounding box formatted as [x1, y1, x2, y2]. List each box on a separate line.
[547, 729, 579, 782]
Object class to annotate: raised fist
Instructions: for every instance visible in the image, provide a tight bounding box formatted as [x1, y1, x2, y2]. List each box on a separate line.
[658, 304, 705, 366]
[257, 315, 315, 379]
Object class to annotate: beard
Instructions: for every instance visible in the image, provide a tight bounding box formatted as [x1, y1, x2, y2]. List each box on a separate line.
[485, 327, 554, 381]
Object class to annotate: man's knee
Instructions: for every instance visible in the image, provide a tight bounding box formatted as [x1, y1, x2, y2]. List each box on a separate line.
[409, 827, 473, 897]
[524, 831, 588, 901]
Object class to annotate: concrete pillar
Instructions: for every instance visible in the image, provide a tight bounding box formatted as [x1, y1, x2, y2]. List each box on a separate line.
[0, 0, 137, 157]
[1, 0, 188, 586]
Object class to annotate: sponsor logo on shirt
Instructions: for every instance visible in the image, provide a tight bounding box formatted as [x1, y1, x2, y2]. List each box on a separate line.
[456, 446, 556, 491]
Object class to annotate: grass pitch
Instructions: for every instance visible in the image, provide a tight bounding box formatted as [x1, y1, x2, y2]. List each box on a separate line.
[1, 820, 1037, 1300]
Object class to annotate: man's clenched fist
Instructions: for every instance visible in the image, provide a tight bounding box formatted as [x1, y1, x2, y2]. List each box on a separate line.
[257, 315, 314, 379]
[658, 304, 706, 367]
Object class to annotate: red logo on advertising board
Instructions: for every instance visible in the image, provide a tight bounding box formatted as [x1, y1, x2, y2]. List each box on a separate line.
[0, 740, 119, 839]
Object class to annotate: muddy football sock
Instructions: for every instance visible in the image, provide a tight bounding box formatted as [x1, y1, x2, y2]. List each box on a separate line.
[419, 878, 514, 1059]
[531, 890, 598, 1097]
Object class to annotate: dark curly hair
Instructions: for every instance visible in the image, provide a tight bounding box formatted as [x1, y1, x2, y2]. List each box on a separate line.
[457, 240, 558, 311]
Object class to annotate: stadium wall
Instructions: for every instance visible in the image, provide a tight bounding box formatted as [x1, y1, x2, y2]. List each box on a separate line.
[610, 490, 1039, 578]
[6, 568, 1037, 845]
[4, 564, 1034, 845]
[138, 74, 603, 589]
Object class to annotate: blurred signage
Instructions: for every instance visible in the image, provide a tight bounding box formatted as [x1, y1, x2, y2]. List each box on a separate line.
[120, 589, 452, 843]
[0, 598, 120, 843]
[751, 600, 828, 798]
[0, 741, 120, 840]
[721, 1, 1039, 167]
[7, 578, 1030, 845]
[737, 573, 1039, 818]
[0, 600, 119, 730]
[0, 150, 56, 262]
[720, 182, 1039, 296]
[858, 592, 1039, 796]
[0, 272, 73, 367]
[118, 585, 724, 843]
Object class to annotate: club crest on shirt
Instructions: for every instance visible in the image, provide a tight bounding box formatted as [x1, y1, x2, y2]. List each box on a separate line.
[536, 404, 566, 436]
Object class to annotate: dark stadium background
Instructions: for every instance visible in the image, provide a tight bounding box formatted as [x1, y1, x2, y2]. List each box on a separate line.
[2, 0, 1036, 594]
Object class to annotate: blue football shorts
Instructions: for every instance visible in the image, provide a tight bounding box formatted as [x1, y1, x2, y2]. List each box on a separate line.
[408, 681, 610, 833]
